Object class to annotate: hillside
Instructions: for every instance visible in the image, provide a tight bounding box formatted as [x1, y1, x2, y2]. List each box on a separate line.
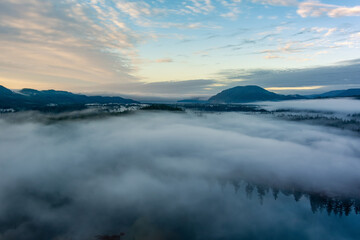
[208, 85, 301, 103]
[0, 85, 138, 109]
[314, 89, 360, 98]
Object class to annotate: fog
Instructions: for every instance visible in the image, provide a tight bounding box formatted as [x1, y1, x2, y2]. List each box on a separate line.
[1, 110, 360, 239]
[255, 98, 360, 114]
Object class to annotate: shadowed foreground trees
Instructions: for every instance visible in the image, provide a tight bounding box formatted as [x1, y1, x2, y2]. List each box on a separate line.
[222, 178, 360, 216]
[93, 179, 359, 239]
[96, 233, 125, 240]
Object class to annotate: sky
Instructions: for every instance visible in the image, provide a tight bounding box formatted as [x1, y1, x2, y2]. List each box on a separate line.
[0, 0, 360, 98]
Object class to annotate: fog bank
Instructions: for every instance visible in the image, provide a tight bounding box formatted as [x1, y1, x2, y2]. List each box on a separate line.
[255, 98, 360, 114]
[0, 111, 360, 239]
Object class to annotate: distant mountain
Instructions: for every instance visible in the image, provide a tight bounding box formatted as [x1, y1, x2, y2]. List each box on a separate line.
[19, 88, 138, 105]
[208, 85, 304, 103]
[0, 85, 138, 109]
[312, 89, 360, 98]
[208, 85, 360, 103]
[0, 86, 28, 108]
[0, 85, 15, 96]
[177, 98, 208, 103]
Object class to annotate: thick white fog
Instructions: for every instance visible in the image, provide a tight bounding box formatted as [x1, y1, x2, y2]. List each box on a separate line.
[255, 98, 360, 114]
[0, 110, 360, 239]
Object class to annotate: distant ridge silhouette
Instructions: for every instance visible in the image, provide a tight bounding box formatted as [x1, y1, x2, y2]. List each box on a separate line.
[208, 85, 303, 103]
[205, 85, 360, 103]
[0, 85, 138, 109]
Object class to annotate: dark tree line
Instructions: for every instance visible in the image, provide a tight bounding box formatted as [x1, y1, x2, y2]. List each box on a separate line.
[218, 178, 360, 216]
[96, 233, 125, 240]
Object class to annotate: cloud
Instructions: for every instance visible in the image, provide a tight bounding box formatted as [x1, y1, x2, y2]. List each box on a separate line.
[116, 1, 152, 19]
[252, 0, 298, 6]
[260, 41, 315, 57]
[264, 54, 281, 59]
[196, 32, 276, 55]
[98, 58, 360, 98]
[137, 79, 219, 96]
[217, 58, 360, 93]
[256, 98, 360, 114]
[0, 0, 222, 93]
[1, 0, 359, 97]
[309, 27, 337, 37]
[220, 7, 241, 19]
[0, 0, 142, 90]
[91, 79, 220, 99]
[158, 22, 219, 29]
[185, 0, 214, 14]
[0, 0, 229, 93]
[265, 86, 323, 91]
[1, 110, 360, 238]
[298, 1, 360, 18]
[218, 0, 242, 19]
[155, 58, 173, 63]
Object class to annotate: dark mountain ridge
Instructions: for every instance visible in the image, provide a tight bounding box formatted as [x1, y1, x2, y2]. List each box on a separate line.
[314, 88, 360, 98]
[207, 86, 360, 103]
[208, 85, 304, 103]
[0, 85, 138, 109]
[2, 85, 360, 110]
[0, 85, 15, 96]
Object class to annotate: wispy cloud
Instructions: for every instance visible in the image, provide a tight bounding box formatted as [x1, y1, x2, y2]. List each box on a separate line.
[186, 0, 215, 14]
[0, 0, 143, 89]
[298, 1, 360, 18]
[265, 86, 323, 91]
[252, 0, 298, 6]
[156, 58, 173, 63]
[216, 58, 360, 93]
[1, 0, 359, 95]
[116, 1, 152, 19]
[260, 42, 314, 56]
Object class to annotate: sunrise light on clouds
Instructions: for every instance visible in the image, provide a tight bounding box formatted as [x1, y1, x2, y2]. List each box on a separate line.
[0, 0, 359, 97]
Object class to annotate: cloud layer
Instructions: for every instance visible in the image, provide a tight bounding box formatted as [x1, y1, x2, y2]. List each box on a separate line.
[1, 0, 360, 95]
[217, 58, 360, 94]
[1, 109, 360, 239]
[298, 1, 360, 18]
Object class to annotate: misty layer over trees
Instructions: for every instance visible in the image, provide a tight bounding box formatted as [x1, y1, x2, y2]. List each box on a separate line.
[1, 109, 360, 239]
[255, 98, 360, 114]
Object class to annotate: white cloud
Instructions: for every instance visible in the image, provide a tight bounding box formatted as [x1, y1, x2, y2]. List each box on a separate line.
[264, 54, 282, 59]
[0, 0, 151, 90]
[324, 28, 337, 37]
[258, 98, 360, 114]
[186, 0, 214, 14]
[1, 110, 360, 238]
[156, 58, 173, 63]
[261, 42, 313, 55]
[220, 7, 241, 19]
[116, 1, 152, 19]
[298, 1, 360, 18]
[310, 27, 337, 37]
[252, 0, 298, 6]
[218, 0, 242, 19]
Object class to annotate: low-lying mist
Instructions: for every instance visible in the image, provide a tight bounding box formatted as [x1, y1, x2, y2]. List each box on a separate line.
[1, 110, 360, 239]
[256, 98, 360, 114]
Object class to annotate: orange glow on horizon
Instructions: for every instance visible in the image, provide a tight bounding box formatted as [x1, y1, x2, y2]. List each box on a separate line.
[265, 86, 324, 91]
